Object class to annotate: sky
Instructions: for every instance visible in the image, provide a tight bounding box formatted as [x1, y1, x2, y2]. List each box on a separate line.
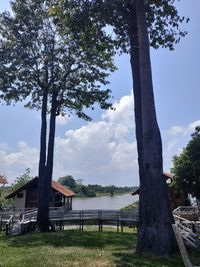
[0, 1, 200, 186]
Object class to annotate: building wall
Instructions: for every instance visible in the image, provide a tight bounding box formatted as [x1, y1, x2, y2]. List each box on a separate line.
[13, 190, 26, 209]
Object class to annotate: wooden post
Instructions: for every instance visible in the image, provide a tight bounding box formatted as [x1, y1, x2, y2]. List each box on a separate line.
[117, 212, 119, 233]
[172, 224, 193, 267]
[121, 222, 123, 233]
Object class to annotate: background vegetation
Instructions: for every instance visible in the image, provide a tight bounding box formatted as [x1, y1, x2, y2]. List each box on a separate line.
[58, 175, 136, 197]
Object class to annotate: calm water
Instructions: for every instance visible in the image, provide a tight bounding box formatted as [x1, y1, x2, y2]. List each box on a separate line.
[73, 193, 138, 210]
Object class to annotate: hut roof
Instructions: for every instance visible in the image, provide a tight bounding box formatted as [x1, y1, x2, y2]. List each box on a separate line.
[6, 177, 75, 199]
[131, 172, 174, 196]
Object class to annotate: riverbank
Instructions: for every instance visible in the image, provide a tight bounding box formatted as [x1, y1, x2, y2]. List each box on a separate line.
[75, 191, 133, 198]
[0, 229, 199, 267]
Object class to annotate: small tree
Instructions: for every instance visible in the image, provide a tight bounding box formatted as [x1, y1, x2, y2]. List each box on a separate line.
[59, 0, 188, 256]
[11, 168, 33, 191]
[58, 175, 76, 190]
[172, 127, 200, 205]
[0, 175, 8, 188]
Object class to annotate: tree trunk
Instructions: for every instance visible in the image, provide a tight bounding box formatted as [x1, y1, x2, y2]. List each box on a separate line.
[128, 3, 144, 197]
[37, 88, 48, 231]
[197, 198, 200, 214]
[46, 90, 58, 188]
[37, 90, 57, 232]
[130, 0, 174, 256]
[41, 90, 58, 231]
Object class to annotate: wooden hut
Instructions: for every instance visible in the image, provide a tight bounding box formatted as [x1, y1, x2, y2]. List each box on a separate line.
[132, 172, 186, 210]
[6, 177, 75, 210]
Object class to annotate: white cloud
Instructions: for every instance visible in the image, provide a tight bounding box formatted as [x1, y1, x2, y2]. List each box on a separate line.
[1, 94, 138, 186]
[56, 114, 70, 126]
[163, 119, 200, 172]
[0, 142, 10, 152]
[185, 120, 200, 135]
[53, 94, 138, 186]
[168, 126, 185, 136]
[0, 142, 39, 182]
[2, 93, 199, 187]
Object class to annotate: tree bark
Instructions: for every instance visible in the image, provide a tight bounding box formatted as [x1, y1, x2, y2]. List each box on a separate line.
[37, 88, 48, 231]
[129, 0, 174, 256]
[46, 90, 58, 188]
[128, 3, 144, 196]
[37, 89, 58, 232]
[40, 90, 58, 231]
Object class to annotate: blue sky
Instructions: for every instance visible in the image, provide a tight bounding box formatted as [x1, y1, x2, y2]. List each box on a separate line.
[0, 1, 200, 186]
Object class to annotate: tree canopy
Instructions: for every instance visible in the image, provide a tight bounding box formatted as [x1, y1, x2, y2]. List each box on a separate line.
[10, 168, 33, 191]
[0, 0, 115, 117]
[0, 0, 117, 231]
[56, 0, 188, 53]
[58, 175, 76, 189]
[172, 127, 200, 199]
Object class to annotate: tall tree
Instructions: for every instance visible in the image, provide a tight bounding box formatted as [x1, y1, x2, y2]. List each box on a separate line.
[60, 0, 188, 255]
[133, 0, 174, 256]
[0, 0, 115, 231]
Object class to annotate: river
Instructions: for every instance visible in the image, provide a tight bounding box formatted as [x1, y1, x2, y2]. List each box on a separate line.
[72, 193, 138, 210]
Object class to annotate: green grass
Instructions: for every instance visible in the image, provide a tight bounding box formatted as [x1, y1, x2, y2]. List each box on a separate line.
[0, 228, 199, 267]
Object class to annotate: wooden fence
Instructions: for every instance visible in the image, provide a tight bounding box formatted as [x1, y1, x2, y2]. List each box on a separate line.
[22, 209, 139, 233]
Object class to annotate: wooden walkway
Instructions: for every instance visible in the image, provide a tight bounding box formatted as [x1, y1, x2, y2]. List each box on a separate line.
[1, 208, 139, 235]
[23, 209, 139, 233]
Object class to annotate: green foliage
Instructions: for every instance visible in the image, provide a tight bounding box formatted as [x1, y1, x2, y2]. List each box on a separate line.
[0, 0, 116, 120]
[0, 187, 13, 209]
[10, 168, 33, 192]
[121, 201, 139, 211]
[171, 126, 200, 199]
[58, 175, 76, 189]
[58, 176, 133, 197]
[57, 0, 189, 54]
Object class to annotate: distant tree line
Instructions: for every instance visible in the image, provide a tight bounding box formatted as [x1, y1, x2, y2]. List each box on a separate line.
[58, 175, 135, 197]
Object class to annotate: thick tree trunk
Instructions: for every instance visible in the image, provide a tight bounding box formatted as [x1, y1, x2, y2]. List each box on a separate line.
[46, 91, 57, 188]
[40, 90, 57, 231]
[129, 4, 144, 194]
[197, 198, 200, 214]
[37, 88, 48, 231]
[37, 90, 57, 232]
[129, 0, 174, 256]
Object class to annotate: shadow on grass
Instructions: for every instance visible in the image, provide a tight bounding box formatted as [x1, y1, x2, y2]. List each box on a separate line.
[1, 230, 137, 250]
[0, 230, 193, 267]
[113, 251, 184, 267]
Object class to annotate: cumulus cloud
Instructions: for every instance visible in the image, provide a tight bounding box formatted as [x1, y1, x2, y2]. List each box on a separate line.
[1, 93, 138, 186]
[186, 120, 200, 135]
[163, 119, 200, 172]
[167, 126, 185, 136]
[0, 142, 39, 182]
[53, 93, 138, 186]
[2, 92, 199, 187]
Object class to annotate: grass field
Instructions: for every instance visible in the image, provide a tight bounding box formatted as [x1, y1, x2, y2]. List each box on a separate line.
[0, 227, 199, 267]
